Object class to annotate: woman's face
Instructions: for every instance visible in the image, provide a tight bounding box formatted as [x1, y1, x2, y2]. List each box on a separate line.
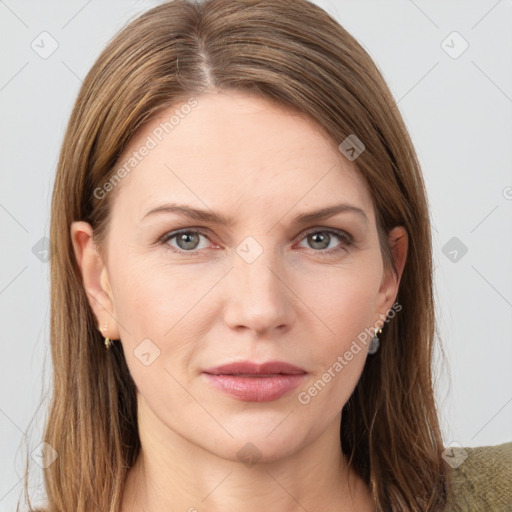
[74, 91, 406, 462]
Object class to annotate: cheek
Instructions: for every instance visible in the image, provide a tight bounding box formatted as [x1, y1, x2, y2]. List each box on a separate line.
[108, 254, 218, 339]
[302, 262, 381, 345]
[294, 264, 380, 406]
[108, 257, 211, 410]
[106, 253, 226, 400]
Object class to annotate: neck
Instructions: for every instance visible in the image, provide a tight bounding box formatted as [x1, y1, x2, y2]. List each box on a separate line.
[120, 399, 374, 512]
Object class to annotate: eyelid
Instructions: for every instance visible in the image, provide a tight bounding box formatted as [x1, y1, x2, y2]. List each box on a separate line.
[296, 226, 353, 244]
[157, 228, 213, 252]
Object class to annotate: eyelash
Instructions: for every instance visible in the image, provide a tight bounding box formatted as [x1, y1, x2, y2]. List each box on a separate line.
[157, 227, 354, 256]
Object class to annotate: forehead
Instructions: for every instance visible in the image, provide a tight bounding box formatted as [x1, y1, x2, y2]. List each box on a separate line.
[109, 91, 374, 223]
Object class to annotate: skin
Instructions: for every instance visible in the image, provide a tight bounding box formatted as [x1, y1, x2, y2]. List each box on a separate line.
[71, 90, 408, 512]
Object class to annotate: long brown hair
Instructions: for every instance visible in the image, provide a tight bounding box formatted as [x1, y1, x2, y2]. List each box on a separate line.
[23, 0, 448, 510]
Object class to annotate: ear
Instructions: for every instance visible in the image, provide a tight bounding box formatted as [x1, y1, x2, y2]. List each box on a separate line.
[70, 221, 120, 340]
[374, 226, 408, 322]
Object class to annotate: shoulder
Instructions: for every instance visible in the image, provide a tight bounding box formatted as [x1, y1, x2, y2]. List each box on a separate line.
[444, 441, 512, 511]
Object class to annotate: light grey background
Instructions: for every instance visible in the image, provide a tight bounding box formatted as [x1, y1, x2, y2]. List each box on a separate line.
[1, 0, 511, 509]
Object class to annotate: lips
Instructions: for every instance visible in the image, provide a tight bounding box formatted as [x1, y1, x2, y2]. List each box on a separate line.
[203, 361, 306, 376]
[202, 361, 307, 402]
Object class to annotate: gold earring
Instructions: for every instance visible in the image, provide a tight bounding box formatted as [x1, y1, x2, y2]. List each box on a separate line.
[100, 321, 112, 350]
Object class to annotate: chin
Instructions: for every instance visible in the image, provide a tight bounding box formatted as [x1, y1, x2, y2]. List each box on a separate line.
[213, 426, 307, 465]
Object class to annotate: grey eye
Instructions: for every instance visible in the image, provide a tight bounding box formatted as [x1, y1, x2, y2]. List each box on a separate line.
[306, 232, 332, 250]
[175, 232, 201, 250]
[164, 231, 209, 251]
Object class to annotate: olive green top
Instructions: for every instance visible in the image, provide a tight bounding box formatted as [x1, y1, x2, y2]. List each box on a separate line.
[444, 441, 512, 511]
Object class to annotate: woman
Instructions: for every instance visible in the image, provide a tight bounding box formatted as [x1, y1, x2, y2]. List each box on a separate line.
[22, 0, 509, 511]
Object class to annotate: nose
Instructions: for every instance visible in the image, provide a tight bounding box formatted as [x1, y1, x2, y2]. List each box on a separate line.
[222, 244, 295, 336]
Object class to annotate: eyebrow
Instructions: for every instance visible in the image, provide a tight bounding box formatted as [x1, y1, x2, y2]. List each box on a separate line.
[142, 202, 369, 227]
